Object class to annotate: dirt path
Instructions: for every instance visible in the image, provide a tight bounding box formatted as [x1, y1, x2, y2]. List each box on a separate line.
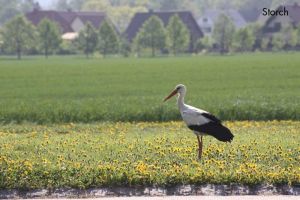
[1, 184, 299, 199]
[24, 196, 300, 200]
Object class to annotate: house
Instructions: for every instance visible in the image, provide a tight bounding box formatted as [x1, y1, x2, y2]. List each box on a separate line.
[198, 9, 247, 35]
[26, 9, 107, 40]
[239, 8, 261, 23]
[124, 10, 203, 52]
[262, 3, 300, 36]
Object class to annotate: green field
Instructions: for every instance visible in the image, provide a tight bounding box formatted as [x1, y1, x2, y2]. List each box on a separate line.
[0, 121, 299, 189]
[0, 54, 299, 190]
[0, 53, 299, 123]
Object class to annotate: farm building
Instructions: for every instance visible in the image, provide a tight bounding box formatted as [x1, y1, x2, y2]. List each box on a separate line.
[124, 10, 203, 52]
[262, 3, 300, 36]
[26, 9, 107, 40]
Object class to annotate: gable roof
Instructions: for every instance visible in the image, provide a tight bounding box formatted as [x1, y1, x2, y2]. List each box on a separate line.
[26, 9, 106, 33]
[263, 3, 300, 29]
[198, 9, 247, 29]
[125, 10, 203, 42]
[26, 10, 72, 32]
[287, 3, 300, 24]
[239, 8, 261, 23]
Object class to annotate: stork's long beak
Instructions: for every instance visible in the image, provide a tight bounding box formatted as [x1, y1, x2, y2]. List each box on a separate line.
[163, 89, 177, 102]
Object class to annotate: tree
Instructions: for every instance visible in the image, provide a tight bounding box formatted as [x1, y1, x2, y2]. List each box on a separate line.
[135, 15, 166, 57]
[76, 22, 98, 58]
[82, 0, 111, 11]
[150, 0, 198, 14]
[55, 0, 70, 10]
[1, 16, 36, 59]
[260, 37, 270, 51]
[272, 33, 284, 51]
[247, 23, 263, 50]
[119, 36, 131, 57]
[0, 29, 3, 54]
[212, 14, 235, 53]
[157, 0, 181, 10]
[82, 0, 147, 32]
[98, 20, 119, 57]
[297, 24, 300, 46]
[232, 26, 255, 52]
[195, 36, 212, 53]
[38, 18, 62, 58]
[21, 0, 36, 13]
[132, 33, 142, 57]
[270, 25, 298, 51]
[109, 5, 147, 32]
[0, 0, 35, 26]
[0, 1, 20, 26]
[166, 14, 190, 55]
[70, 0, 85, 10]
[281, 24, 297, 49]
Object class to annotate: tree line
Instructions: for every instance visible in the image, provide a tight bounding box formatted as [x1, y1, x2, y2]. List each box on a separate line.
[54, 0, 299, 33]
[2, 0, 297, 31]
[0, 14, 191, 59]
[1, 13, 300, 59]
[199, 14, 300, 54]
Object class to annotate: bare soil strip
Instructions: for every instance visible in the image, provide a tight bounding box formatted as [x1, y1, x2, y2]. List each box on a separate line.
[0, 184, 299, 199]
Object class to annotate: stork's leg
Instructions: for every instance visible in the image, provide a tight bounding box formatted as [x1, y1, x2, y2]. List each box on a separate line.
[197, 135, 203, 160]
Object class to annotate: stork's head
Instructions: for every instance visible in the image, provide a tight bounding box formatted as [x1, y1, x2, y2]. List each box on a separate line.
[163, 84, 186, 102]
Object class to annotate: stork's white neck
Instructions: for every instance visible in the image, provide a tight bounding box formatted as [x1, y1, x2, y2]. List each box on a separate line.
[177, 91, 186, 111]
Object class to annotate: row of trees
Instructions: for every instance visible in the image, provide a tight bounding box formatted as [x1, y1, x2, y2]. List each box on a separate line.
[2, 13, 300, 59]
[76, 21, 119, 58]
[0, 14, 191, 58]
[54, 0, 300, 33]
[198, 14, 300, 53]
[1, 16, 62, 59]
[77, 14, 191, 57]
[0, 0, 36, 25]
[1, 1, 300, 48]
[0, 15, 120, 59]
[133, 15, 190, 57]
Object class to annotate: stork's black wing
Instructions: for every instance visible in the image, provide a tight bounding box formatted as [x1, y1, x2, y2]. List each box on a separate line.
[188, 122, 234, 142]
[201, 112, 221, 124]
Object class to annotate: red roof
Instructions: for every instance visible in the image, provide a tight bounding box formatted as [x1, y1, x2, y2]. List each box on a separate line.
[26, 9, 106, 33]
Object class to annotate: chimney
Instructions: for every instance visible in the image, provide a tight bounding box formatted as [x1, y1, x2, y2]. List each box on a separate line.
[33, 2, 40, 12]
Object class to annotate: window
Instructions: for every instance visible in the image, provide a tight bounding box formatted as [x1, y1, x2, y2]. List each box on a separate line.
[274, 22, 281, 31]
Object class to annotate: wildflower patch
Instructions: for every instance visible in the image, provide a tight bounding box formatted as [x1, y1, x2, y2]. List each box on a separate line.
[0, 121, 299, 190]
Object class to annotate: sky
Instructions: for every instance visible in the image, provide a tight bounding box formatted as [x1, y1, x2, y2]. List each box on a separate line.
[37, 0, 54, 8]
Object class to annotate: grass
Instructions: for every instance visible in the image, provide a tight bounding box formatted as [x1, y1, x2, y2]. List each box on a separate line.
[0, 53, 300, 123]
[0, 121, 299, 189]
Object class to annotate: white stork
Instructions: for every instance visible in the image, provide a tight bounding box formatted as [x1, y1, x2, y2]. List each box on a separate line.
[163, 84, 234, 160]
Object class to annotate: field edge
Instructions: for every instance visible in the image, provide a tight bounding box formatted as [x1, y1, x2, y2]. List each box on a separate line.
[0, 184, 299, 198]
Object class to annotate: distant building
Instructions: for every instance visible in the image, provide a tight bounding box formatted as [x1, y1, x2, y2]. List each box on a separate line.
[198, 9, 247, 36]
[262, 3, 300, 36]
[26, 9, 107, 40]
[239, 8, 261, 23]
[125, 10, 203, 52]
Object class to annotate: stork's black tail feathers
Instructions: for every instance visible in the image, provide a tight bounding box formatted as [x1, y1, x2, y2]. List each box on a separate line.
[188, 122, 234, 142]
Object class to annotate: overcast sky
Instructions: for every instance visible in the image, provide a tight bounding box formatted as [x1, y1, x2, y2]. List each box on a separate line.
[37, 0, 54, 8]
